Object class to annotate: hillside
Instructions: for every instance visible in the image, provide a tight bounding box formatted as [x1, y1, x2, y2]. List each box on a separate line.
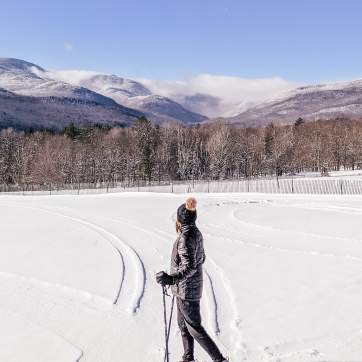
[224, 80, 362, 127]
[0, 88, 142, 130]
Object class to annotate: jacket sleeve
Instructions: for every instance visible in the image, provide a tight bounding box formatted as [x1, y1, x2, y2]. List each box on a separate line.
[171, 234, 197, 283]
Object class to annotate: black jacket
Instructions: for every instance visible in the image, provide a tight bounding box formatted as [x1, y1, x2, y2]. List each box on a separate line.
[170, 224, 206, 301]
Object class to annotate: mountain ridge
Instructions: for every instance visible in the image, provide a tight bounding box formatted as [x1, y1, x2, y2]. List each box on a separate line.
[46, 70, 207, 124]
[223, 79, 362, 127]
[0, 58, 206, 130]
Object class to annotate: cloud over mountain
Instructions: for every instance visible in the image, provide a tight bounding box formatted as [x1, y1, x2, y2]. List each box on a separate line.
[138, 74, 298, 117]
[46, 70, 298, 117]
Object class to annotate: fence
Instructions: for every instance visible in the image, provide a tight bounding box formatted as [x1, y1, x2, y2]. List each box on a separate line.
[2, 177, 362, 196]
[132, 177, 362, 195]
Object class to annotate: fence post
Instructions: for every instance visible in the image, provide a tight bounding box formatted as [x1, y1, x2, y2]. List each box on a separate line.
[171, 180, 174, 193]
[207, 179, 210, 193]
[340, 179, 343, 195]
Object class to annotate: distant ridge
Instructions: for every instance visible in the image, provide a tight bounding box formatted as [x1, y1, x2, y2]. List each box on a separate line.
[222, 79, 362, 127]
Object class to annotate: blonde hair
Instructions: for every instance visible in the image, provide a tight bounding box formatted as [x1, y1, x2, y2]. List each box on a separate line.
[185, 197, 197, 211]
[175, 220, 181, 234]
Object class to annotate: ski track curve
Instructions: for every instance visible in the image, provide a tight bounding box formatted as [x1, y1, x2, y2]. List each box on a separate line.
[232, 206, 362, 244]
[0, 305, 84, 362]
[37, 206, 146, 314]
[0, 271, 111, 310]
[4, 202, 146, 314]
[201, 200, 362, 361]
[0, 265, 131, 362]
[207, 258, 247, 359]
[199, 211, 362, 264]
[203, 268, 220, 335]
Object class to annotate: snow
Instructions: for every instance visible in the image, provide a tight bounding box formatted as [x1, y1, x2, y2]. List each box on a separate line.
[0, 58, 115, 104]
[1, 192, 362, 361]
[260, 78, 362, 106]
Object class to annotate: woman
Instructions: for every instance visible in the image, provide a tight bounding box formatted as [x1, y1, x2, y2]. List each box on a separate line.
[156, 197, 227, 362]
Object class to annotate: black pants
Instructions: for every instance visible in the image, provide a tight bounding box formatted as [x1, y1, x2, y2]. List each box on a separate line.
[177, 297, 224, 362]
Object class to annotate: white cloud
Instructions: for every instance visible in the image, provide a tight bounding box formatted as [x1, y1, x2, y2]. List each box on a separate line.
[41, 68, 300, 117]
[137, 74, 300, 117]
[46, 70, 99, 85]
[63, 42, 74, 52]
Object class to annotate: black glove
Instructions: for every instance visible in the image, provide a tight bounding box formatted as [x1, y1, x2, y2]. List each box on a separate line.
[156, 271, 175, 285]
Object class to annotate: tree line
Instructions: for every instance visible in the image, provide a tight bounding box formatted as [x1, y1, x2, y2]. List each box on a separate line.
[0, 117, 362, 190]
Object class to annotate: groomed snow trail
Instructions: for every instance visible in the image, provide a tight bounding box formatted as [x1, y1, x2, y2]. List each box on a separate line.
[1, 193, 362, 361]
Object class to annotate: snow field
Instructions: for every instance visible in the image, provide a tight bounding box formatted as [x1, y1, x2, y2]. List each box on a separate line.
[1, 192, 362, 361]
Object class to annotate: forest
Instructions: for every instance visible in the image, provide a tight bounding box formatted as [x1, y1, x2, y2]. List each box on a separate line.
[0, 117, 361, 190]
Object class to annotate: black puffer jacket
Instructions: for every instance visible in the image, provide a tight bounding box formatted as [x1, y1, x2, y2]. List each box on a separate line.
[170, 205, 206, 301]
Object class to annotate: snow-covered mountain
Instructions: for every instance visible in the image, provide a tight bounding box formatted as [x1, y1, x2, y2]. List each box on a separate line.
[0, 58, 118, 105]
[0, 58, 206, 130]
[0, 58, 144, 130]
[0, 87, 143, 130]
[47, 71, 207, 124]
[223, 79, 362, 127]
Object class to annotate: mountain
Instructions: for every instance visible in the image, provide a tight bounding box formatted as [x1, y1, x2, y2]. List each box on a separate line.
[223, 80, 362, 127]
[0, 58, 116, 104]
[49, 72, 207, 124]
[0, 58, 144, 130]
[0, 87, 144, 131]
[0, 58, 206, 127]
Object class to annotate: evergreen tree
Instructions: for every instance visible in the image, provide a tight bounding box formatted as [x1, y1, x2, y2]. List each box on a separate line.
[63, 122, 80, 140]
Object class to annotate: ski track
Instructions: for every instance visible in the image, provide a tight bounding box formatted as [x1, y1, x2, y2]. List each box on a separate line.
[0, 305, 84, 362]
[232, 206, 362, 244]
[4, 202, 146, 313]
[279, 201, 362, 216]
[3, 196, 361, 361]
[0, 265, 133, 362]
[203, 268, 221, 335]
[199, 213, 249, 359]
[199, 210, 362, 264]
[207, 258, 247, 359]
[201, 200, 362, 361]
[0, 271, 111, 310]
[36, 206, 147, 314]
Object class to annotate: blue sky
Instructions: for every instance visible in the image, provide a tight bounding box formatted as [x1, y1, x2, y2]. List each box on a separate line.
[1, 0, 362, 83]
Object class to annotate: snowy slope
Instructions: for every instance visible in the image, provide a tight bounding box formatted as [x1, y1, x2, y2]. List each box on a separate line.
[1, 192, 362, 361]
[0, 87, 143, 130]
[225, 79, 362, 127]
[0, 58, 115, 104]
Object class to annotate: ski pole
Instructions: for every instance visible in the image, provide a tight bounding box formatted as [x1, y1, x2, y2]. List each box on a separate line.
[164, 294, 175, 362]
[162, 286, 170, 362]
